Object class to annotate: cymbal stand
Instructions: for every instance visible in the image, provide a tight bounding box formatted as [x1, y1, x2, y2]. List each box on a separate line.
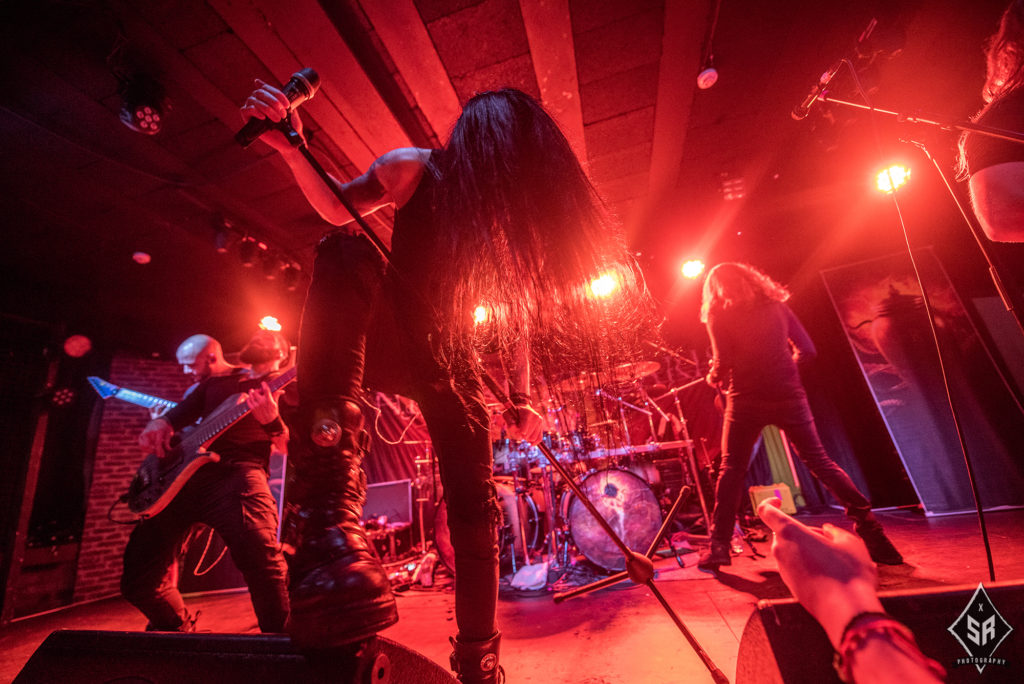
[594, 389, 652, 451]
[413, 448, 432, 555]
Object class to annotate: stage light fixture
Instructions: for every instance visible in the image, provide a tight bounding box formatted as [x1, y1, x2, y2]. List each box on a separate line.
[589, 273, 619, 298]
[261, 252, 282, 280]
[259, 316, 282, 332]
[239, 237, 261, 267]
[63, 334, 92, 358]
[681, 260, 705, 279]
[876, 165, 910, 194]
[281, 263, 301, 291]
[117, 73, 167, 135]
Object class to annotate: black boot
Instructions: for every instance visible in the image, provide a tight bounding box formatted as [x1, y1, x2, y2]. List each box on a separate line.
[284, 401, 398, 649]
[855, 517, 903, 565]
[450, 631, 504, 684]
[697, 540, 733, 570]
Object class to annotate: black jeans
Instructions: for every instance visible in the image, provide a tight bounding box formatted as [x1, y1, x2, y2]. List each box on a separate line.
[121, 462, 289, 631]
[709, 394, 873, 543]
[298, 232, 501, 642]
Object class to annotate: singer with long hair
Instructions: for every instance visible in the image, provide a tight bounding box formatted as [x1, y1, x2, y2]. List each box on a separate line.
[241, 84, 653, 683]
[697, 262, 902, 570]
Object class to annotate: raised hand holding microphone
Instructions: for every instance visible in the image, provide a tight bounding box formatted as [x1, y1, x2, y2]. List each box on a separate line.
[237, 68, 320, 149]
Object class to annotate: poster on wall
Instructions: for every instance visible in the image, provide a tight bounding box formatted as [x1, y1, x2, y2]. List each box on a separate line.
[821, 249, 1024, 515]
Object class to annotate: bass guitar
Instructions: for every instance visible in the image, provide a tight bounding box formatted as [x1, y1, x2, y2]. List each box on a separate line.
[126, 366, 296, 519]
[87, 376, 178, 413]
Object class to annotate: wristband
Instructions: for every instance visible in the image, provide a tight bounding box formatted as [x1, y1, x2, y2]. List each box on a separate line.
[260, 416, 286, 437]
[833, 612, 946, 683]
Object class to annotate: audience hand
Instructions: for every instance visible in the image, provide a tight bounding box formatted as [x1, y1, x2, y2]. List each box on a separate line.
[757, 497, 883, 648]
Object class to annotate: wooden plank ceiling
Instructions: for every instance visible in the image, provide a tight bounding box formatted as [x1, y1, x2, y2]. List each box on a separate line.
[0, 0, 1012, 354]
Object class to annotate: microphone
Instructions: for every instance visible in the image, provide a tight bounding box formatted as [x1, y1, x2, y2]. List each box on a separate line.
[791, 59, 843, 121]
[235, 68, 321, 148]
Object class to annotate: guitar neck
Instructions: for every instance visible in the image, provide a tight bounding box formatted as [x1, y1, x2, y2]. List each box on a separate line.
[183, 367, 297, 449]
[87, 376, 177, 410]
[116, 388, 178, 411]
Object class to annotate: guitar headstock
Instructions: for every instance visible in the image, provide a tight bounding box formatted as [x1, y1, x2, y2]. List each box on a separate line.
[87, 376, 119, 400]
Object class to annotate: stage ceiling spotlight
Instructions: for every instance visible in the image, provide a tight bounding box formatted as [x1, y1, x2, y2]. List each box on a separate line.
[281, 263, 301, 291]
[876, 165, 910, 194]
[118, 73, 167, 135]
[261, 252, 282, 280]
[239, 237, 261, 267]
[681, 260, 705, 279]
[259, 316, 282, 332]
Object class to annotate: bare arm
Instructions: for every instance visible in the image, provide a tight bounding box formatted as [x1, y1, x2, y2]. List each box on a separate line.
[239, 80, 429, 244]
[969, 162, 1024, 242]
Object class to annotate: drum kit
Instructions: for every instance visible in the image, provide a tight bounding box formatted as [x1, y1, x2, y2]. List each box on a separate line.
[436, 360, 715, 575]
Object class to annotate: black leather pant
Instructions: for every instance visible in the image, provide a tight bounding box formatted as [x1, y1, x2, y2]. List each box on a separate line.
[298, 231, 501, 641]
[121, 463, 289, 631]
[710, 394, 873, 543]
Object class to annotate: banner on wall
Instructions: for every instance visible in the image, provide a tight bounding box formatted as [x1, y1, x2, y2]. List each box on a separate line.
[821, 249, 1024, 515]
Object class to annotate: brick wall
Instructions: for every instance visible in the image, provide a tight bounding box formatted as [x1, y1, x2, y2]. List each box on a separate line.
[73, 353, 191, 604]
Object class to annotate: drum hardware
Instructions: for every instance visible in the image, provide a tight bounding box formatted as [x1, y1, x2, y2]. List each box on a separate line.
[478, 373, 729, 684]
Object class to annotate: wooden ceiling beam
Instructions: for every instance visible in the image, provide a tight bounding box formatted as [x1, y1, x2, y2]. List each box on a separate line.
[518, 0, 587, 162]
[649, 0, 707, 200]
[360, 0, 462, 142]
[209, 0, 405, 172]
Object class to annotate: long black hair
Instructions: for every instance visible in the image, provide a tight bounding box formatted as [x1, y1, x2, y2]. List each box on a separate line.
[426, 88, 658, 379]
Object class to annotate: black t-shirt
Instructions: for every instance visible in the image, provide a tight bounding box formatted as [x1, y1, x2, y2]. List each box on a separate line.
[162, 368, 276, 469]
[707, 300, 816, 401]
[964, 87, 1024, 176]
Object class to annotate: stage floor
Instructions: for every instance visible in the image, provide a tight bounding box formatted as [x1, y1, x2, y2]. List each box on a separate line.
[3, 507, 1024, 683]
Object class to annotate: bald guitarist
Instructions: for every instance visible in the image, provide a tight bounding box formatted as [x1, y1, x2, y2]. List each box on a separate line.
[120, 332, 291, 633]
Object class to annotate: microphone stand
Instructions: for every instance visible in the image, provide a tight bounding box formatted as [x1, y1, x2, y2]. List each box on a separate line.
[805, 62, 1024, 581]
[816, 89, 1024, 336]
[273, 119, 729, 682]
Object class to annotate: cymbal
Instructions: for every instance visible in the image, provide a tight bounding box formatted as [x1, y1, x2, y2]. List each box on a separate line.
[610, 360, 660, 382]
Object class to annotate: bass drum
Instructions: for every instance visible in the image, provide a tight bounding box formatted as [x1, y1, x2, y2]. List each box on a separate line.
[562, 467, 662, 572]
[433, 479, 541, 575]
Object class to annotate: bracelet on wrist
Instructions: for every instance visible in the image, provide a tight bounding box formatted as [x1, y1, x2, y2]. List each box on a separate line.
[832, 612, 946, 683]
[260, 416, 286, 437]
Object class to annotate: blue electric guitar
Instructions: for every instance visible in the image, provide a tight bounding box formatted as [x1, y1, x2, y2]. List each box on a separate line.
[87, 376, 178, 414]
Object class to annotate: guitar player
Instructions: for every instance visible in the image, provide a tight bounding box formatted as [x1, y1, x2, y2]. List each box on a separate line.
[120, 331, 291, 632]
